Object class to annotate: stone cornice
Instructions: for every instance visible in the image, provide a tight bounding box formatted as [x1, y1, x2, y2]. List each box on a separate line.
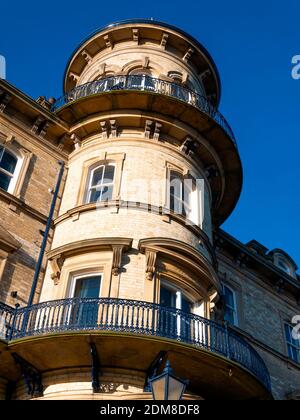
[47, 237, 133, 260]
[0, 79, 68, 130]
[216, 228, 300, 296]
[138, 237, 220, 293]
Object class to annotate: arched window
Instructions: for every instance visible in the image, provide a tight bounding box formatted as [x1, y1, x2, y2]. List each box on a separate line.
[86, 163, 115, 204]
[128, 68, 156, 91]
[0, 145, 18, 192]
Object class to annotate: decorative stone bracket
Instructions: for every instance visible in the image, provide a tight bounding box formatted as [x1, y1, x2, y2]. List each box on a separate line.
[49, 254, 64, 285]
[47, 238, 133, 285]
[145, 250, 157, 281]
[112, 245, 124, 276]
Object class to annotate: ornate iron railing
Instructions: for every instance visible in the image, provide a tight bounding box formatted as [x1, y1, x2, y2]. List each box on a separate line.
[0, 297, 270, 392]
[51, 75, 237, 147]
[0, 301, 15, 340]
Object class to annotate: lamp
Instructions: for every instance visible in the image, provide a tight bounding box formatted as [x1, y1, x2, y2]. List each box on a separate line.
[150, 360, 188, 400]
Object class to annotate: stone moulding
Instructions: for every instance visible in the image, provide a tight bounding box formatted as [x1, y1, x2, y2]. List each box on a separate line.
[47, 237, 133, 284]
[138, 237, 220, 294]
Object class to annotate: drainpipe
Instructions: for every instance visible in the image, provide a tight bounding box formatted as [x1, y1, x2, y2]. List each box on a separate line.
[27, 161, 65, 307]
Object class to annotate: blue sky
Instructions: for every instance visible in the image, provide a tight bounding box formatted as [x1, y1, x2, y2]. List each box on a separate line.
[1, 1, 299, 264]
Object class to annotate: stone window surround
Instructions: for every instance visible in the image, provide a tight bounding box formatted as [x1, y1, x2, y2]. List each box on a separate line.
[138, 237, 220, 311]
[76, 152, 125, 206]
[164, 161, 204, 228]
[222, 283, 239, 327]
[219, 272, 245, 329]
[0, 135, 32, 199]
[46, 238, 133, 300]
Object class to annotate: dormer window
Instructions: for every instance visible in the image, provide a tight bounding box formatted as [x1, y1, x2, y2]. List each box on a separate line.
[278, 259, 291, 275]
[268, 249, 298, 279]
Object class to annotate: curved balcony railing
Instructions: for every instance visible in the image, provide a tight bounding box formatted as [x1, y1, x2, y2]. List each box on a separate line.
[51, 75, 237, 147]
[0, 297, 270, 392]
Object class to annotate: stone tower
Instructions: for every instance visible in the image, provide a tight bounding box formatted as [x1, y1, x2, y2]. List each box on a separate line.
[0, 20, 273, 400]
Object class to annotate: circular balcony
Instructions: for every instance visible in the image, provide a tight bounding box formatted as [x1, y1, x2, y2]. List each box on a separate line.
[52, 75, 236, 148]
[0, 298, 271, 398]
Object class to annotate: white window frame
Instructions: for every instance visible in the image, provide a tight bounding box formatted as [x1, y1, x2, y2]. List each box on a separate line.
[86, 163, 115, 204]
[69, 272, 103, 299]
[0, 145, 23, 194]
[285, 323, 300, 364]
[168, 170, 203, 227]
[160, 280, 193, 338]
[222, 284, 238, 326]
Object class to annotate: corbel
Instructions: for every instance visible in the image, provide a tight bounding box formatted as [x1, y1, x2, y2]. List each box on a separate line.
[31, 116, 45, 134]
[57, 134, 70, 151]
[205, 165, 219, 180]
[199, 69, 211, 81]
[180, 136, 197, 156]
[100, 121, 108, 139]
[69, 72, 79, 83]
[132, 28, 139, 44]
[235, 252, 249, 269]
[70, 133, 81, 150]
[109, 120, 117, 138]
[275, 279, 285, 294]
[144, 120, 153, 139]
[39, 121, 50, 138]
[49, 254, 64, 285]
[103, 34, 113, 49]
[145, 250, 157, 280]
[183, 47, 194, 62]
[4, 134, 15, 144]
[153, 122, 162, 141]
[112, 245, 124, 276]
[81, 49, 92, 63]
[160, 33, 169, 49]
[0, 92, 12, 113]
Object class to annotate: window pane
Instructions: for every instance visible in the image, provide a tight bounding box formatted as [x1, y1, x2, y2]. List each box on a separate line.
[285, 324, 292, 343]
[104, 165, 115, 183]
[160, 286, 176, 309]
[89, 188, 101, 203]
[182, 295, 192, 314]
[91, 166, 104, 187]
[0, 172, 11, 191]
[224, 286, 235, 308]
[74, 276, 101, 299]
[101, 185, 113, 201]
[224, 308, 235, 325]
[1, 151, 17, 174]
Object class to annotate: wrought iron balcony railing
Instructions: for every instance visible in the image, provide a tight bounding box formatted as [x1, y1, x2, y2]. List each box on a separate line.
[51, 75, 237, 147]
[0, 297, 270, 392]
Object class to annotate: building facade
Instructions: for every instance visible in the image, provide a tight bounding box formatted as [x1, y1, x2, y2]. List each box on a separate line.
[0, 19, 299, 400]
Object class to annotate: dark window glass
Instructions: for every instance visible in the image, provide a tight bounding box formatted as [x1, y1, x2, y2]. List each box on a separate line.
[1, 151, 17, 174]
[0, 173, 10, 191]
